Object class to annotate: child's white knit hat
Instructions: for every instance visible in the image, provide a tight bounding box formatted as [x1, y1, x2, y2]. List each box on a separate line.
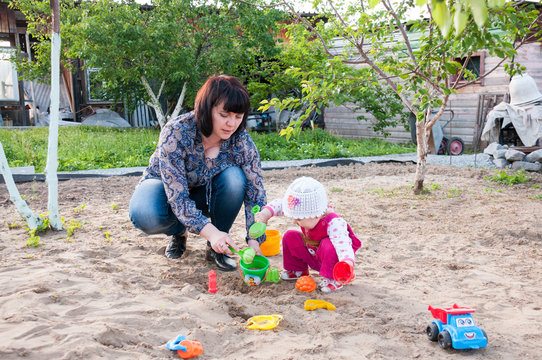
[282, 177, 328, 219]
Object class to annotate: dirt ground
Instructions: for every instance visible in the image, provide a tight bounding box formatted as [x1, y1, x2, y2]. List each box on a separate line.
[1, 162, 541, 359]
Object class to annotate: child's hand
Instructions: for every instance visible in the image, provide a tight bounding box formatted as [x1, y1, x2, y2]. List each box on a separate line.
[254, 207, 272, 224]
[247, 239, 263, 255]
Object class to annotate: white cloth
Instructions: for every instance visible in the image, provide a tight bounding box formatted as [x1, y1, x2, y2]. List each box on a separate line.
[481, 102, 542, 146]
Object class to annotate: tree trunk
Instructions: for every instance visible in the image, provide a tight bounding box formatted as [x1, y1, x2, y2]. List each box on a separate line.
[169, 81, 187, 120]
[0, 142, 43, 230]
[46, 0, 62, 230]
[140, 76, 166, 128]
[413, 113, 430, 195]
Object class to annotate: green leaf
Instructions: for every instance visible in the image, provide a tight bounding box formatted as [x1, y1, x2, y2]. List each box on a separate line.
[431, 0, 452, 37]
[470, 0, 488, 27]
[453, 8, 468, 36]
[369, 0, 382, 9]
[488, 0, 506, 9]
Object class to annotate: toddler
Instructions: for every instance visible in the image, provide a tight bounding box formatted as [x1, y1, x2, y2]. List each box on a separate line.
[255, 176, 361, 292]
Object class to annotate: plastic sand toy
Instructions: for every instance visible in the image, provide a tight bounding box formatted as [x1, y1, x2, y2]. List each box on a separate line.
[249, 205, 267, 238]
[295, 275, 316, 292]
[208, 270, 217, 293]
[238, 254, 270, 286]
[229, 246, 256, 264]
[166, 334, 203, 359]
[333, 261, 355, 284]
[245, 314, 283, 330]
[259, 229, 281, 256]
[265, 267, 280, 283]
[304, 299, 336, 311]
[427, 304, 488, 350]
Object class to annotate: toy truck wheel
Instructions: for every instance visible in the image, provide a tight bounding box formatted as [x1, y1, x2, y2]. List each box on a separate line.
[482, 329, 488, 342]
[426, 323, 439, 341]
[438, 330, 452, 350]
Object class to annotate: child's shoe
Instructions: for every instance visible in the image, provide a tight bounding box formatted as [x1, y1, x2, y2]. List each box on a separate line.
[280, 269, 310, 281]
[318, 278, 343, 293]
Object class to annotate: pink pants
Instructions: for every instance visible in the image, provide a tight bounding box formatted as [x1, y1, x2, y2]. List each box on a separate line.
[282, 230, 342, 279]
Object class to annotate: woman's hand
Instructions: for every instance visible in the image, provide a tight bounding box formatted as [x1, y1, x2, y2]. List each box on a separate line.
[254, 207, 272, 224]
[201, 224, 239, 255]
[247, 239, 262, 256]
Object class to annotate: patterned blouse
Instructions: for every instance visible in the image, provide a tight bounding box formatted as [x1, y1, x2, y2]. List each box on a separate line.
[140, 111, 267, 243]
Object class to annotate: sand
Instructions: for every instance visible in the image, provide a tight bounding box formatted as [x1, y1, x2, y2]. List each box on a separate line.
[1, 162, 541, 359]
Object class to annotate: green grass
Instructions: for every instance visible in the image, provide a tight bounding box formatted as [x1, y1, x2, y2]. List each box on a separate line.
[251, 129, 416, 161]
[1, 126, 158, 172]
[0, 127, 416, 172]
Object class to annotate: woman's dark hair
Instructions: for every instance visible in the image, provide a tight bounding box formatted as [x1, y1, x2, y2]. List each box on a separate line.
[194, 75, 250, 137]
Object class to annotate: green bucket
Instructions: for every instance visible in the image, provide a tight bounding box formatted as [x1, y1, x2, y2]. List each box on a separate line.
[238, 255, 270, 286]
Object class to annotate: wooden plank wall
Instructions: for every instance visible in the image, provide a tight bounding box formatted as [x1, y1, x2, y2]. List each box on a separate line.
[0, 3, 17, 34]
[325, 42, 542, 146]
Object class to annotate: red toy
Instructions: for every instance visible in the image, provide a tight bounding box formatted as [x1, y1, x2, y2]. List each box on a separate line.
[333, 261, 355, 283]
[428, 304, 475, 323]
[208, 270, 217, 293]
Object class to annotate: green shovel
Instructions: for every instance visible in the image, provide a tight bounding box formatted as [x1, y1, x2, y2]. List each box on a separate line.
[249, 205, 267, 238]
[229, 246, 256, 264]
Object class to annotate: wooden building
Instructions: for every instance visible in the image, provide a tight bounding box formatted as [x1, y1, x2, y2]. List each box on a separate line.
[324, 39, 542, 149]
[0, 3, 155, 127]
[0, 2, 29, 126]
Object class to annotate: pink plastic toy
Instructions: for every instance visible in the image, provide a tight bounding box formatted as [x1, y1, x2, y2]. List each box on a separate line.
[208, 270, 217, 293]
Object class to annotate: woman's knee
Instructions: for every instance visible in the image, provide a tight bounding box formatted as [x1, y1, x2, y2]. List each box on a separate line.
[214, 166, 246, 201]
[129, 179, 174, 234]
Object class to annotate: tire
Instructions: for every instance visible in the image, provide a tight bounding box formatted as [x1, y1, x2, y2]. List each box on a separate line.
[438, 137, 449, 155]
[447, 137, 464, 156]
[482, 329, 488, 342]
[438, 330, 452, 350]
[426, 323, 439, 342]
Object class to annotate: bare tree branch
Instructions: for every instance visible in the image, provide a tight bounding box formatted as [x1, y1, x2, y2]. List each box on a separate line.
[381, 0, 418, 68]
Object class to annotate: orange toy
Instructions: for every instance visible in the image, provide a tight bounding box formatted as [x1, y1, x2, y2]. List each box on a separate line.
[295, 275, 316, 292]
[177, 340, 203, 359]
[166, 335, 203, 359]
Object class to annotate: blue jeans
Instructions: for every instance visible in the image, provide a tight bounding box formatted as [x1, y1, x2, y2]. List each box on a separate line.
[129, 166, 247, 237]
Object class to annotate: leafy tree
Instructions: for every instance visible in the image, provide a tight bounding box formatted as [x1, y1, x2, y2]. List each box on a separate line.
[242, 14, 407, 136]
[265, 20, 408, 136]
[11, 0, 285, 127]
[251, 0, 541, 194]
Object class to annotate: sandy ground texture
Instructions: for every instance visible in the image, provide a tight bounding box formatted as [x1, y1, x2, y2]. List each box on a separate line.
[1, 162, 542, 360]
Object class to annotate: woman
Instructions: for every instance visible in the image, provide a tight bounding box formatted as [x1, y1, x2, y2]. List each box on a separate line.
[129, 75, 267, 271]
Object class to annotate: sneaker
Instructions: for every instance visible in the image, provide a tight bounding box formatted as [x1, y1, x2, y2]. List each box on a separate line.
[205, 247, 237, 272]
[318, 278, 343, 293]
[280, 269, 310, 281]
[165, 233, 187, 259]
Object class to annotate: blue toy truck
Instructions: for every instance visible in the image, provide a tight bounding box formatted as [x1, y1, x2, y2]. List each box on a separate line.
[426, 304, 488, 350]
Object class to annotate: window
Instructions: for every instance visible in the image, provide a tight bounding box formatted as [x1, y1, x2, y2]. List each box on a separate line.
[85, 67, 112, 102]
[450, 52, 485, 85]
